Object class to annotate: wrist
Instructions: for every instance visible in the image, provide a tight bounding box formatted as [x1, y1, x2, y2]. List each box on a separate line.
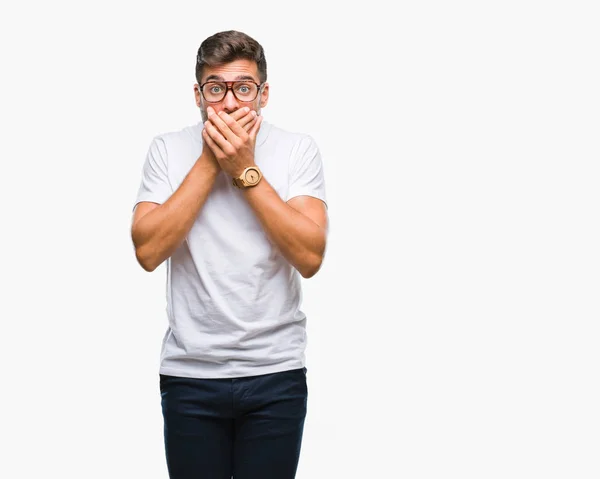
[197, 151, 221, 176]
[232, 165, 262, 189]
[202, 148, 220, 165]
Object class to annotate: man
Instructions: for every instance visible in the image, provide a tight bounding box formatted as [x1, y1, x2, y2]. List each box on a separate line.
[131, 30, 328, 478]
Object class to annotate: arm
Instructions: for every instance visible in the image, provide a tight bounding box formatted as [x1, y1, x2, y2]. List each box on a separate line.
[132, 107, 257, 272]
[243, 183, 328, 278]
[131, 153, 219, 272]
[203, 110, 328, 278]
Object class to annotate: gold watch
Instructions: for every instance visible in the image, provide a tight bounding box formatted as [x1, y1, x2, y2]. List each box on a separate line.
[232, 166, 262, 188]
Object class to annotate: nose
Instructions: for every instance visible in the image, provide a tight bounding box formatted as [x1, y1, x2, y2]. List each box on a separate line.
[222, 88, 240, 113]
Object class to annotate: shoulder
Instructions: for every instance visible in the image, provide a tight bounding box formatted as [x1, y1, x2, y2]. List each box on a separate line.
[262, 121, 318, 153]
[144, 123, 202, 167]
[152, 122, 202, 148]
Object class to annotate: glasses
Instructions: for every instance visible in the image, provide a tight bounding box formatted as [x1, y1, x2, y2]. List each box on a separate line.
[199, 81, 263, 103]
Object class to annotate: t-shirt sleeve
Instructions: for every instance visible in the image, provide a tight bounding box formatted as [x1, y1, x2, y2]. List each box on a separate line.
[287, 135, 327, 206]
[133, 136, 172, 210]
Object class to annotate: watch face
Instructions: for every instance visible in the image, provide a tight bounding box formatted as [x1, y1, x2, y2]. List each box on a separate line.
[244, 168, 260, 185]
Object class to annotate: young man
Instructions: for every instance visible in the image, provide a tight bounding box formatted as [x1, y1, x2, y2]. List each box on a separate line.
[131, 30, 328, 478]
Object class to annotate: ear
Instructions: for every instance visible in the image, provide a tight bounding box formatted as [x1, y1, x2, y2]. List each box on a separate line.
[194, 84, 202, 107]
[259, 82, 269, 108]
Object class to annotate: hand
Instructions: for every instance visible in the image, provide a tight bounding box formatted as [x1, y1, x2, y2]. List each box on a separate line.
[201, 107, 258, 166]
[202, 108, 263, 178]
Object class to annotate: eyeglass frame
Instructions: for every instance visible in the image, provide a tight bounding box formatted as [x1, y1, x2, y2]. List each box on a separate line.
[198, 80, 265, 103]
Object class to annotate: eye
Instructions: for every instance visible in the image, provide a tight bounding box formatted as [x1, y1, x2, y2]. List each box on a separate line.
[209, 85, 223, 94]
[234, 82, 256, 95]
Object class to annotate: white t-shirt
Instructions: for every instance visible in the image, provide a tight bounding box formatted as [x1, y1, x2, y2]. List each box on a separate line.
[134, 120, 327, 378]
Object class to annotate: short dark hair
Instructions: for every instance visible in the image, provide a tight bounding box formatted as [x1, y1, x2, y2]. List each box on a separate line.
[195, 30, 267, 84]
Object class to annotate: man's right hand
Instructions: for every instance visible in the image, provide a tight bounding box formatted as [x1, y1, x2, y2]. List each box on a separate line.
[202, 107, 257, 165]
[231, 106, 259, 133]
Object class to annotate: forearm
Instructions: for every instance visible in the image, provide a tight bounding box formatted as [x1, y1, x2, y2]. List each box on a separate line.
[132, 154, 220, 271]
[243, 180, 326, 278]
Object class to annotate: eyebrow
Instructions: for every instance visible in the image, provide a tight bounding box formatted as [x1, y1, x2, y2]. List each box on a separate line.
[204, 74, 257, 82]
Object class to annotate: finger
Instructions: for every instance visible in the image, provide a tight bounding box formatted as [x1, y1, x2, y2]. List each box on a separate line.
[237, 110, 258, 132]
[212, 111, 247, 143]
[248, 115, 263, 142]
[229, 106, 250, 122]
[207, 107, 254, 134]
[204, 120, 231, 153]
[206, 110, 236, 143]
[242, 117, 257, 133]
[206, 106, 218, 118]
[224, 107, 255, 132]
[202, 127, 224, 158]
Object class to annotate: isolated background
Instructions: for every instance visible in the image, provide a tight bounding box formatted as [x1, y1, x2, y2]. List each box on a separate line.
[1, 1, 598, 478]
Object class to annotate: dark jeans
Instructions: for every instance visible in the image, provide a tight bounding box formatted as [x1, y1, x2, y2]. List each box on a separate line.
[160, 368, 308, 479]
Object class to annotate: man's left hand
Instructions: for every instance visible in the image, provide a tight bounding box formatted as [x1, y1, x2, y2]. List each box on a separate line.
[202, 107, 263, 178]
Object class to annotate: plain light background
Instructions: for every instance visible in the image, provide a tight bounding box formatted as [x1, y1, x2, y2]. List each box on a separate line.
[1, 1, 598, 478]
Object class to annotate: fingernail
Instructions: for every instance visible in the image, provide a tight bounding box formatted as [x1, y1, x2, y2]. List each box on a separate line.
[251, 110, 257, 117]
[243, 107, 249, 113]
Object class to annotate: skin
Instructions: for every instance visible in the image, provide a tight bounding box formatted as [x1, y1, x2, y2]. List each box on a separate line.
[194, 60, 267, 124]
[131, 106, 256, 272]
[132, 59, 328, 278]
